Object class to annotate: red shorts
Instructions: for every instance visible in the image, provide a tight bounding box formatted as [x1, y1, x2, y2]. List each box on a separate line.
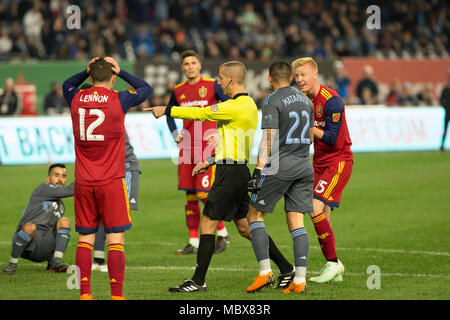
[74, 178, 132, 234]
[178, 143, 215, 192]
[178, 163, 215, 192]
[313, 160, 353, 210]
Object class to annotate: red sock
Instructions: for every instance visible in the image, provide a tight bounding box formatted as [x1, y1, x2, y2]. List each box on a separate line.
[108, 243, 125, 297]
[312, 213, 337, 261]
[185, 200, 200, 239]
[76, 241, 93, 295]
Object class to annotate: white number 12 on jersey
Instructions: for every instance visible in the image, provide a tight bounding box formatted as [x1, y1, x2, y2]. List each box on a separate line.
[78, 108, 105, 141]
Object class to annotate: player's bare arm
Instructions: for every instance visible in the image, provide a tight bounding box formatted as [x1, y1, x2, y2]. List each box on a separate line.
[256, 128, 276, 169]
[248, 128, 276, 193]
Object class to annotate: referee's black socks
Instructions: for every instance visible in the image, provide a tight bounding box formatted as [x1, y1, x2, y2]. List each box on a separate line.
[192, 234, 216, 286]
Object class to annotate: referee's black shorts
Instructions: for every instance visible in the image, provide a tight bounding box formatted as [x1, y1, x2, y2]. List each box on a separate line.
[203, 162, 250, 222]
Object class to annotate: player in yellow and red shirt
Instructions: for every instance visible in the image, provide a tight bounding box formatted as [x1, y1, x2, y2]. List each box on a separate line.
[292, 57, 353, 283]
[166, 50, 231, 255]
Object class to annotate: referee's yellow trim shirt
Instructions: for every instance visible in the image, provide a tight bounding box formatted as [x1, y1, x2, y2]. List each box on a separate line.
[170, 93, 258, 163]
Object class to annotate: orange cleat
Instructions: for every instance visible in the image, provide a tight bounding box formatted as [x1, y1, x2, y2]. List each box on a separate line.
[281, 281, 307, 294]
[80, 294, 93, 300]
[246, 271, 275, 292]
[111, 295, 126, 300]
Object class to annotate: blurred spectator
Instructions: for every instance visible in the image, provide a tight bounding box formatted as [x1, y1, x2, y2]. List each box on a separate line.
[44, 82, 68, 115]
[440, 69, 450, 151]
[385, 78, 404, 106]
[356, 65, 379, 104]
[417, 83, 437, 106]
[0, 78, 22, 116]
[23, 1, 44, 42]
[333, 60, 350, 102]
[402, 82, 420, 106]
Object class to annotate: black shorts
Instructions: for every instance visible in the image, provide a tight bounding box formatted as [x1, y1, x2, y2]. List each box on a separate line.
[203, 163, 250, 222]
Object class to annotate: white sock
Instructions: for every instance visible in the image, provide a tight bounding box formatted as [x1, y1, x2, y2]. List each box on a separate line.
[258, 258, 272, 276]
[94, 250, 105, 260]
[216, 227, 228, 238]
[53, 251, 63, 259]
[294, 266, 307, 284]
[189, 238, 199, 248]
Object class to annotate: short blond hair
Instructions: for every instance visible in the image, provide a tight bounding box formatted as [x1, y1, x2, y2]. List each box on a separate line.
[220, 61, 247, 85]
[291, 57, 318, 72]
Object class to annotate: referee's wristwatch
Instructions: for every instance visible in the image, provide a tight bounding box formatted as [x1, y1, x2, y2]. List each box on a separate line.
[206, 154, 216, 165]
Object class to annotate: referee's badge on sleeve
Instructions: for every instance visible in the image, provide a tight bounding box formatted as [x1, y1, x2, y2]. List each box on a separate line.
[210, 104, 219, 112]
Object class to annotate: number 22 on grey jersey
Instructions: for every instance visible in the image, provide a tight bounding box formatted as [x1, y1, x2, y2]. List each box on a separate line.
[261, 86, 314, 180]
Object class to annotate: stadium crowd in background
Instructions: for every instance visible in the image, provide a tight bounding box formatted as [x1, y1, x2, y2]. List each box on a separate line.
[0, 0, 447, 62]
[0, 0, 448, 109]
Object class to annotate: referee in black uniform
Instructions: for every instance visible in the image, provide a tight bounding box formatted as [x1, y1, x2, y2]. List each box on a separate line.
[149, 61, 295, 292]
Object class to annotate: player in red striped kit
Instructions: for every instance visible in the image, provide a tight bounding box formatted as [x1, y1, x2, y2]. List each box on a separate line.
[166, 50, 231, 255]
[62, 57, 152, 299]
[292, 57, 353, 283]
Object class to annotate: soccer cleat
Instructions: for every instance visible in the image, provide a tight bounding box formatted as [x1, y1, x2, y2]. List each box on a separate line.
[214, 233, 231, 254]
[281, 281, 307, 294]
[175, 243, 198, 255]
[274, 269, 296, 289]
[80, 294, 93, 300]
[2, 263, 17, 275]
[111, 295, 126, 300]
[169, 279, 207, 292]
[246, 271, 275, 292]
[47, 260, 69, 273]
[331, 274, 343, 282]
[309, 259, 345, 283]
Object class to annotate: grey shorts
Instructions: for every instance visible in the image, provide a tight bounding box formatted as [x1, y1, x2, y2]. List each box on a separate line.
[250, 173, 314, 214]
[22, 226, 55, 263]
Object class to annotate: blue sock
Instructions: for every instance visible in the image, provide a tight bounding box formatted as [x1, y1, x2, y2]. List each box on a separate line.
[10, 230, 31, 263]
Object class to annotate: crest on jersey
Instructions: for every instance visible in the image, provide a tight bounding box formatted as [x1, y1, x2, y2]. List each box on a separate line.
[316, 105, 323, 118]
[332, 112, 341, 122]
[180, 93, 186, 100]
[199, 86, 207, 98]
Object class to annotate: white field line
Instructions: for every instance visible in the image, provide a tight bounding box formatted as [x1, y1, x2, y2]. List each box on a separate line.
[0, 240, 449, 256]
[2, 262, 449, 279]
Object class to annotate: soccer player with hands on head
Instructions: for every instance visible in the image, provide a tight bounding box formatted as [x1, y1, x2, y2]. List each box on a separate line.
[62, 56, 153, 300]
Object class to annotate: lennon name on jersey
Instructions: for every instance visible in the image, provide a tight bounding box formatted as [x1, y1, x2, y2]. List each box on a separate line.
[281, 93, 309, 107]
[180, 100, 209, 107]
[79, 93, 110, 103]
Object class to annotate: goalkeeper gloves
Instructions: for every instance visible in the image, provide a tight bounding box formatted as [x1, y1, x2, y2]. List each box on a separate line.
[248, 168, 263, 193]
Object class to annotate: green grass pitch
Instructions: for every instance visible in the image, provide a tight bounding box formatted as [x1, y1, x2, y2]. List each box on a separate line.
[0, 151, 449, 301]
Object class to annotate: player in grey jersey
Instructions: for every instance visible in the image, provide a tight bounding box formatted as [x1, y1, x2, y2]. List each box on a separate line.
[2, 164, 74, 275]
[246, 61, 314, 294]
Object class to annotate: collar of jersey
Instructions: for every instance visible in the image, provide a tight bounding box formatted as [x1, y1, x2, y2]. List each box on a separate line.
[232, 93, 249, 99]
